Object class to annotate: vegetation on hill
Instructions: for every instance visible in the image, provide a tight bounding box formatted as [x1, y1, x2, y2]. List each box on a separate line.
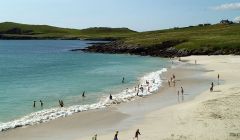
[0, 22, 137, 40]
[82, 23, 240, 57]
[1, 21, 240, 56]
[123, 23, 240, 50]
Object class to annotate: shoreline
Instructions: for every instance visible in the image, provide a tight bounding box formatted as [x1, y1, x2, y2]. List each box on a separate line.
[0, 64, 168, 132]
[0, 57, 214, 140]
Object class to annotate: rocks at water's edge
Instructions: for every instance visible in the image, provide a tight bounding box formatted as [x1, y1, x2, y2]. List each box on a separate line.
[73, 40, 240, 57]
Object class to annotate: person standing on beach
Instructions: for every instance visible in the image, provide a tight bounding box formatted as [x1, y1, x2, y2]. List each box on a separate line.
[109, 94, 113, 100]
[211, 82, 214, 88]
[33, 101, 36, 108]
[181, 87, 184, 95]
[114, 131, 119, 140]
[40, 100, 43, 107]
[218, 74, 220, 84]
[134, 129, 141, 140]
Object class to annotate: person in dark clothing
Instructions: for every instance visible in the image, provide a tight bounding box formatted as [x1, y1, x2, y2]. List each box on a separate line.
[181, 87, 184, 95]
[82, 91, 85, 97]
[59, 100, 64, 107]
[114, 131, 118, 140]
[109, 94, 113, 100]
[33, 101, 36, 108]
[134, 129, 141, 140]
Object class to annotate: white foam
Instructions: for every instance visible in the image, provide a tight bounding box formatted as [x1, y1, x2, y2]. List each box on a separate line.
[0, 68, 167, 132]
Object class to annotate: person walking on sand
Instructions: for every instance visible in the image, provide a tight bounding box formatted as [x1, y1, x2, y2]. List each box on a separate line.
[210, 82, 214, 92]
[133, 129, 141, 140]
[40, 100, 43, 107]
[181, 87, 184, 95]
[33, 101, 36, 108]
[114, 131, 119, 140]
[211, 82, 214, 88]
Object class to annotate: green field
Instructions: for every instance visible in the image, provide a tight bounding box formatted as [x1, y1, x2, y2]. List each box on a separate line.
[0, 22, 240, 51]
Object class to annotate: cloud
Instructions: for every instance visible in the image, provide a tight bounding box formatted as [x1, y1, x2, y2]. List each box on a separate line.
[234, 16, 240, 22]
[213, 2, 240, 10]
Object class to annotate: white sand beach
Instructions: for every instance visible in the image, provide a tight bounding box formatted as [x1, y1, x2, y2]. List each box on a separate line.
[1, 55, 240, 140]
[77, 55, 240, 140]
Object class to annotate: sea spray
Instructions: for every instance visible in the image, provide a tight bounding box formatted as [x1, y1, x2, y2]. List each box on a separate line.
[0, 68, 167, 132]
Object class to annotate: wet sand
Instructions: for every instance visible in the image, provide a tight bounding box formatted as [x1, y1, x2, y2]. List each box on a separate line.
[0, 57, 213, 140]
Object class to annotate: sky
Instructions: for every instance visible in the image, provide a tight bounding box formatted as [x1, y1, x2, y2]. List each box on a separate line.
[0, 0, 240, 31]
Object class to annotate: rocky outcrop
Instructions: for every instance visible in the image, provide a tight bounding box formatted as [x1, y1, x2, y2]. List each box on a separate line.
[77, 40, 240, 57]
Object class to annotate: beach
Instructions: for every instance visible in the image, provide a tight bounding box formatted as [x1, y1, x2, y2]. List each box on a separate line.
[1, 55, 240, 140]
[78, 55, 240, 140]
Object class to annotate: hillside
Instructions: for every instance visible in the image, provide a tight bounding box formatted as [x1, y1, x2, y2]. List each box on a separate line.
[83, 23, 240, 57]
[0, 22, 137, 40]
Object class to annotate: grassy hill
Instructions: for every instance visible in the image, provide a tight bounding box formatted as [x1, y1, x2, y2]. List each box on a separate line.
[0, 22, 137, 40]
[123, 23, 240, 51]
[1, 22, 240, 56]
[83, 23, 240, 57]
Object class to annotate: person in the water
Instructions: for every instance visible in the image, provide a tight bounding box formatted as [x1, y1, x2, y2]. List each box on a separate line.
[33, 101, 36, 108]
[40, 100, 43, 107]
[122, 77, 125, 83]
[82, 91, 85, 97]
[59, 100, 64, 107]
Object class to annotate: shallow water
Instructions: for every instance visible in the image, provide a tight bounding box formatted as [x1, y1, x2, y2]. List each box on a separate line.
[0, 40, 169, 125]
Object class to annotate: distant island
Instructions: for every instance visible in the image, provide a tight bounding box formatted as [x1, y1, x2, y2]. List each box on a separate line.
[1, 21, 240, 57]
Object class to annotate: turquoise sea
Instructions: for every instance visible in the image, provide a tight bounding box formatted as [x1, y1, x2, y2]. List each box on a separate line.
[0, 40, 169, 129]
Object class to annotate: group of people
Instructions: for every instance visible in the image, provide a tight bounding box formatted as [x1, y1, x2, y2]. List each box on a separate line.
[92, 129, 141, 140]
[33, 100, 43, 108]
[168, 74, 176, 87]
